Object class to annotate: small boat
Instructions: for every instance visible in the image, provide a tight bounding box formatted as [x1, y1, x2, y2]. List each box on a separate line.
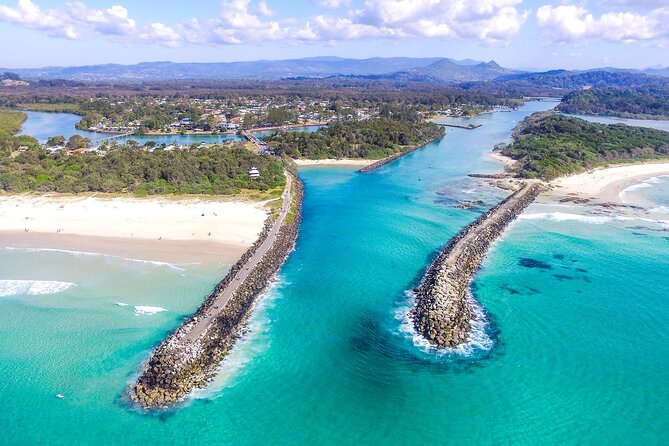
[56, 394, 64, 399]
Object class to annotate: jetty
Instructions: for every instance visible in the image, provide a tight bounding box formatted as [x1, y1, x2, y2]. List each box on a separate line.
[128, 172, 302, 409]
[439, 123, 482, 130]
[359, 137, 441, 173]
[411, 183, 541, 348]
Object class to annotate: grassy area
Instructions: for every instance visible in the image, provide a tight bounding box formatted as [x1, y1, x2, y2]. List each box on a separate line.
[17, 103, 81, 114]
[283, 179, 299, 225]
[0, 109, 27, 135]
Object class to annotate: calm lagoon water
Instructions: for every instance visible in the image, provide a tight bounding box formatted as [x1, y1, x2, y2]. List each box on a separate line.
[563, 113, 669, 132]
[3, 101, 669, 444]
[17, 110, 321, 145]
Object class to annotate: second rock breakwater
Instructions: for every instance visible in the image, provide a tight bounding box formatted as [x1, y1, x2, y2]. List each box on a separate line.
[128, 174, 303, 409]
[411, 183, 541, 349]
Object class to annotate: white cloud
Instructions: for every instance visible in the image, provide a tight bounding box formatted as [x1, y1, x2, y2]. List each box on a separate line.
[0, 0, 528, 48]
[257, 1, 273, 17]
[314, 0, 351, 9]
[536, 4, 669, 43]
[0, 0, 78, 39]
[357, 0, 528, 44]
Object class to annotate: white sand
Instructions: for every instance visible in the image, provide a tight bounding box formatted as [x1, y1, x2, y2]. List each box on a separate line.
[0, 194, 268, 246]
[549, 162, 669, 202]
[489, 151, 518, 168]
[293, 158, 374, 167]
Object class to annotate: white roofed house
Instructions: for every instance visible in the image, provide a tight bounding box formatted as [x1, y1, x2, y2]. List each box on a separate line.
[248, 167, 260, 179]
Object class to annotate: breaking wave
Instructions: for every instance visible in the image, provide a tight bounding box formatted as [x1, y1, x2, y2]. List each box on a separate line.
[1, 247, 186, 270]
[396, 290, 494, 358]
[0, 280, 75, 297]
[133, 306, 168, 315]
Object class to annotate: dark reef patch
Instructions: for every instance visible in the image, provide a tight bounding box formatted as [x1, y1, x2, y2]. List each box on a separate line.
[518, 257, 552, 270]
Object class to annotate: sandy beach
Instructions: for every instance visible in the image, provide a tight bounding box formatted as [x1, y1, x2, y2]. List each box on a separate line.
[0, 194, 268, 263]
[489, 151, 518, 168]
[549, 162, 669, 202]
[294, 158, 374, 167]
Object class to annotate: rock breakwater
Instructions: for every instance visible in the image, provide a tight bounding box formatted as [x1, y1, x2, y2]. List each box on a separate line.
[128, 175, 303, 409]
[411, 183, 541, 348]
[359, 137, 441, 173]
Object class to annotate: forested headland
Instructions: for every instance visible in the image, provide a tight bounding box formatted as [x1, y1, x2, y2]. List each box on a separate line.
[0, 109, 40, 153]
[265, 112, 445, 159]
[501, 112, 669, 180]
[558, 86, 669, 120]
[0, 144, 285, 195]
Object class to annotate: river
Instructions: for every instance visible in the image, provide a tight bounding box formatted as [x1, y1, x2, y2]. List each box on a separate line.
[17, 110, 322, 145]
[2, 101, 668, 444]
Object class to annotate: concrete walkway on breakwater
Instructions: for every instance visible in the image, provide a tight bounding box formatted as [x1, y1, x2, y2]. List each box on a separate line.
[129, 171, 301, 409]
[412, 182, 541, 348]
[184, 172, 293, 343]
[439, 123, 482, 130]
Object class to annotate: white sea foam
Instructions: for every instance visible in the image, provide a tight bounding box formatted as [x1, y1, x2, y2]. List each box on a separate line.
[650, 206, 669, 214]
[396, 290, 493, 358]
[619, 177, 665, 203]
[0, 280, 75, 297]
[190, 277, 285, 402]
[520, 212, 613, 224]
[520, 211, 669, 229]
[1, 247, 186, 270]
[133, 306, 167, 315]
[114, 302, 129, 307]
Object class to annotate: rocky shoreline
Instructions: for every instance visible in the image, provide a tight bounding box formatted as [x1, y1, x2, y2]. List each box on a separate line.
[127, 176, 303, 409]
[411, 183, 541, 348]
[359, 137, 441, 173]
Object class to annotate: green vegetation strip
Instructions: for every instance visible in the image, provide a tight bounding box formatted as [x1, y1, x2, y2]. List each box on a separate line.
[558, 86, 669, 120]
[0, 144, 285, 195]
[265, 116, 444, 160]
[0, 109, 27, 135]
[501, 112, 669, 180]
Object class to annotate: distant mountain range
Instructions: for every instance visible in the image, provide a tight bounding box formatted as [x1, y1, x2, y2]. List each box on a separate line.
[1, 57, 517, 83]
[1, 57, 667, 84]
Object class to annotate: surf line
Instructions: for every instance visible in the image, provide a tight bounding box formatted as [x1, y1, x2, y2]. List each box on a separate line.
[410, 182, 541, 348]
[128, 172, 303, 409]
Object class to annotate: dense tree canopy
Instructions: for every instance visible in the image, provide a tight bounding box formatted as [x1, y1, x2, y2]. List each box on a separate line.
[0, 144, 285, 195]
[0, 109, 40, 154]
[265, 118, 444, 159]
[502, 113, 669, 180]
[558, 86, 669, 119]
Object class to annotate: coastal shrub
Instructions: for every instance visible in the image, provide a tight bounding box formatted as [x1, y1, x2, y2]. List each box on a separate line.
[503, 113, 669, 180]
[0, 144, 285, 195]
[265, 118, 444, 159]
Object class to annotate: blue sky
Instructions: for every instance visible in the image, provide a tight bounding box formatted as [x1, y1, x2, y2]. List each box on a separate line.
[0, 0, 667, 70]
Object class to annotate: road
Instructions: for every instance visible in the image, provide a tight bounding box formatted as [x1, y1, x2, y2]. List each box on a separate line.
[184, 172, 293, 343]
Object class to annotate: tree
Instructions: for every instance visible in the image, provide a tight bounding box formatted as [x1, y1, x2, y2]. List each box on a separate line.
[46, 135, 66, 147]
[66, 134, 92, 149]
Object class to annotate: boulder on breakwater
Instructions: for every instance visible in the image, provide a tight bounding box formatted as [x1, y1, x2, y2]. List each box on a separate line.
[359, 137, 441, 173]
[127, 177, 303, 409]
[411, 183, 541, 348]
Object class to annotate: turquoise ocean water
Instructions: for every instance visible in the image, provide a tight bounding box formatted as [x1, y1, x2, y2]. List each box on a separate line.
[2, 101, 669, 444]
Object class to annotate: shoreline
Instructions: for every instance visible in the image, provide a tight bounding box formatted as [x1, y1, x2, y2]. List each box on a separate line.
[0, 193, 268, 263]
[548, 162, 669, 202]
[0, 231, 245, 264]
[294, 158, 375, 167]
